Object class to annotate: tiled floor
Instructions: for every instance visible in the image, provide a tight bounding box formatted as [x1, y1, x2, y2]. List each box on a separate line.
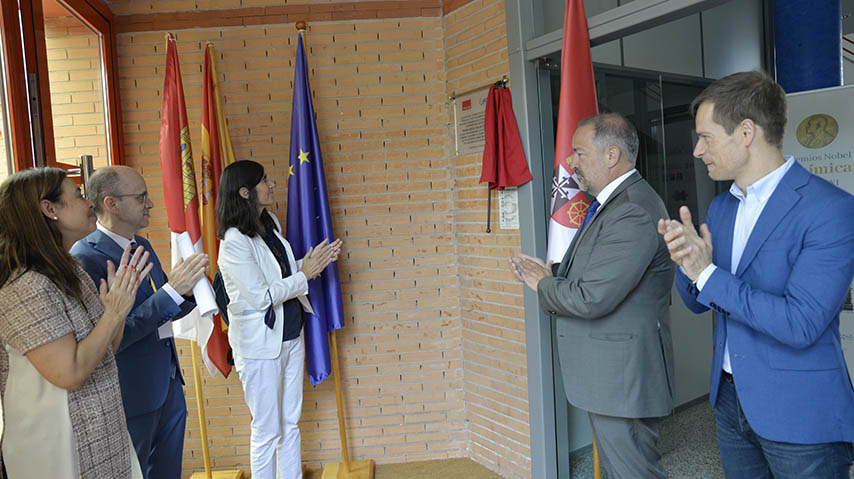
[571, 399, 722, 478]
[571, 399, 854, 479]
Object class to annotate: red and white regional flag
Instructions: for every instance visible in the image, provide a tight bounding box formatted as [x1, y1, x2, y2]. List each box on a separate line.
[547, 0, 599, 263]
[159, 33, 217, 375]
[199, 43, 234, 378]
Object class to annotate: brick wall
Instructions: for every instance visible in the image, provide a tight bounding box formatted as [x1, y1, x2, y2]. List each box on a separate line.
[108, 0, 441, 17]
[44, 16, 111, 169]
[444, 2, 531, 478]
[108, 0, 530, 477]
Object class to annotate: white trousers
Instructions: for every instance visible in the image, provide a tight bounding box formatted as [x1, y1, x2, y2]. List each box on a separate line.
[234, 334, 305, 479]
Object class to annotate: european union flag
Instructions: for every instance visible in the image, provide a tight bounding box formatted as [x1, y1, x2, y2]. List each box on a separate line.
[287, 33, 344, 386]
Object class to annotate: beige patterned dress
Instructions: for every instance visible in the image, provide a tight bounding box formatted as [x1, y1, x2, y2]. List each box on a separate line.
[0, 263, 134, 478]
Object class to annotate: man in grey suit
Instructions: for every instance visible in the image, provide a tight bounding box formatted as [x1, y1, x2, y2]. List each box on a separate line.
[510, 113, 675, 478]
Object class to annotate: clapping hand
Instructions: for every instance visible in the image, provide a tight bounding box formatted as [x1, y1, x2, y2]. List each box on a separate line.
[300, 238, 343, 280]
[101, 244, 154, 321]
[657, 206, 713, 282]
[508, 253, 553, 292]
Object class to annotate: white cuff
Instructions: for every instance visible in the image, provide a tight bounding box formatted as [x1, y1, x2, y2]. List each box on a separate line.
[161, 283, 184, 306]
[694, 264, 717, 291]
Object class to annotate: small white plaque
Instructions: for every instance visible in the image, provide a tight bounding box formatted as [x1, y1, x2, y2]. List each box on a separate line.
[498, 188, 519, 230]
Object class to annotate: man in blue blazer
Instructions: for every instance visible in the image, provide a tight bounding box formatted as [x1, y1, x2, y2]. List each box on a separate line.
[660, 71, 854, 478]
[72, 166, 208, 478]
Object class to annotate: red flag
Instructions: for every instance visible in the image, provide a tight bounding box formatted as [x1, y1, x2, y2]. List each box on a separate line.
[547, 0, 598, 262]
[160, 33, 218, 376]
[200, 43, 234, 378]
[160, 33, 201, 245]
[480, 85, 532, 190]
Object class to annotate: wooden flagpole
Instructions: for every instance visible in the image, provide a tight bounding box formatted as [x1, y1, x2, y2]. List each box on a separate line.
[187, 341, 243, 479]
[277, 21, 374, 479]
[168, 29, 241, 479]
[321, 331, 373, 479]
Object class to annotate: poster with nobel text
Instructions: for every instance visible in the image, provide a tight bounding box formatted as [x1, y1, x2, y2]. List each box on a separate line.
[784, 84, 854, 383]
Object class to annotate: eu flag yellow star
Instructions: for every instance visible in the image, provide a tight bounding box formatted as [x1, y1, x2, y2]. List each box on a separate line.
[298, 149, 310, 165]
[288, 164, 295, 177]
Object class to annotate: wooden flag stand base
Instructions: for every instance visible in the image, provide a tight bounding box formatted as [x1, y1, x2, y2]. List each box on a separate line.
[189, 472, 244, 479]
[185, 341, 244, 479]
[320, 330, 374, 479]
[321, 460, 375, 479]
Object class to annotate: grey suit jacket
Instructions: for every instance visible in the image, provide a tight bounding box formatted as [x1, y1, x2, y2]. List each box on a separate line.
[538, 172, 675, 418]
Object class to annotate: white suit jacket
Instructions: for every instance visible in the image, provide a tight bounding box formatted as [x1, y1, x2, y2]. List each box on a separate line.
[217, 214, 313, 359]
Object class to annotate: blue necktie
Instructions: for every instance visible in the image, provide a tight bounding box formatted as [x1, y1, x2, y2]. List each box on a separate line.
[579, 199, 600, 231]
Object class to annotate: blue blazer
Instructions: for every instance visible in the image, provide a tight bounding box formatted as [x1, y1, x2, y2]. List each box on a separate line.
[71, 230, 195, 417]
[676, 161, 854, 444]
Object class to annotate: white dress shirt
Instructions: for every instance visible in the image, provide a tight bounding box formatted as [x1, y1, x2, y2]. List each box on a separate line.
[694, 156, 795, 373]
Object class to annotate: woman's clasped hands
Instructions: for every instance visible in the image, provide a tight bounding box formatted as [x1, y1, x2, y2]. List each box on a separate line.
[300, 238, 343, 281]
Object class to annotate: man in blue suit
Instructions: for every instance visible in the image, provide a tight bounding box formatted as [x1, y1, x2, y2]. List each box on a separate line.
[659, 71, 854, 478]
[72, 166, 209, 478]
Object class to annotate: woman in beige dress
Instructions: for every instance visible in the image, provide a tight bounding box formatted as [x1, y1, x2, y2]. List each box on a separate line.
[0, 167, 152, 478]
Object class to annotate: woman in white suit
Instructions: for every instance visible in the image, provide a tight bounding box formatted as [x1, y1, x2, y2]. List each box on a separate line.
[216, 160, 341, 479]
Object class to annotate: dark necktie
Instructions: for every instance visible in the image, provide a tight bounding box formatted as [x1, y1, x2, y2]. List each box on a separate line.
[579, 199, 600, 232]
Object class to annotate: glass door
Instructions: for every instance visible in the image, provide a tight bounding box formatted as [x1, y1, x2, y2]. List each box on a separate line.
[591, 65, 727, 223]
[538, 59, 722, 476]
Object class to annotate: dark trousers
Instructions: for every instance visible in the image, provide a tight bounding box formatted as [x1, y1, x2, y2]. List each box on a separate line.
[126, 375, 187, 479]
[715, 374, 854, 479]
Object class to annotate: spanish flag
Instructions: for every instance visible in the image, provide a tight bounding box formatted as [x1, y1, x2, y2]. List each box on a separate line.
[200, 43, 234, 378]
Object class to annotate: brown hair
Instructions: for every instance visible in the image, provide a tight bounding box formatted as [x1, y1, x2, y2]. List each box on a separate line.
[690, 70, 787, 149]
[0, 167, 84, 304]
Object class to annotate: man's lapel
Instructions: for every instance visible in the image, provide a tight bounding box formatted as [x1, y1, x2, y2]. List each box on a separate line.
[558, 172, 642, 277]
[88, 229, 125, 263]
[735, 163, 807, 277]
